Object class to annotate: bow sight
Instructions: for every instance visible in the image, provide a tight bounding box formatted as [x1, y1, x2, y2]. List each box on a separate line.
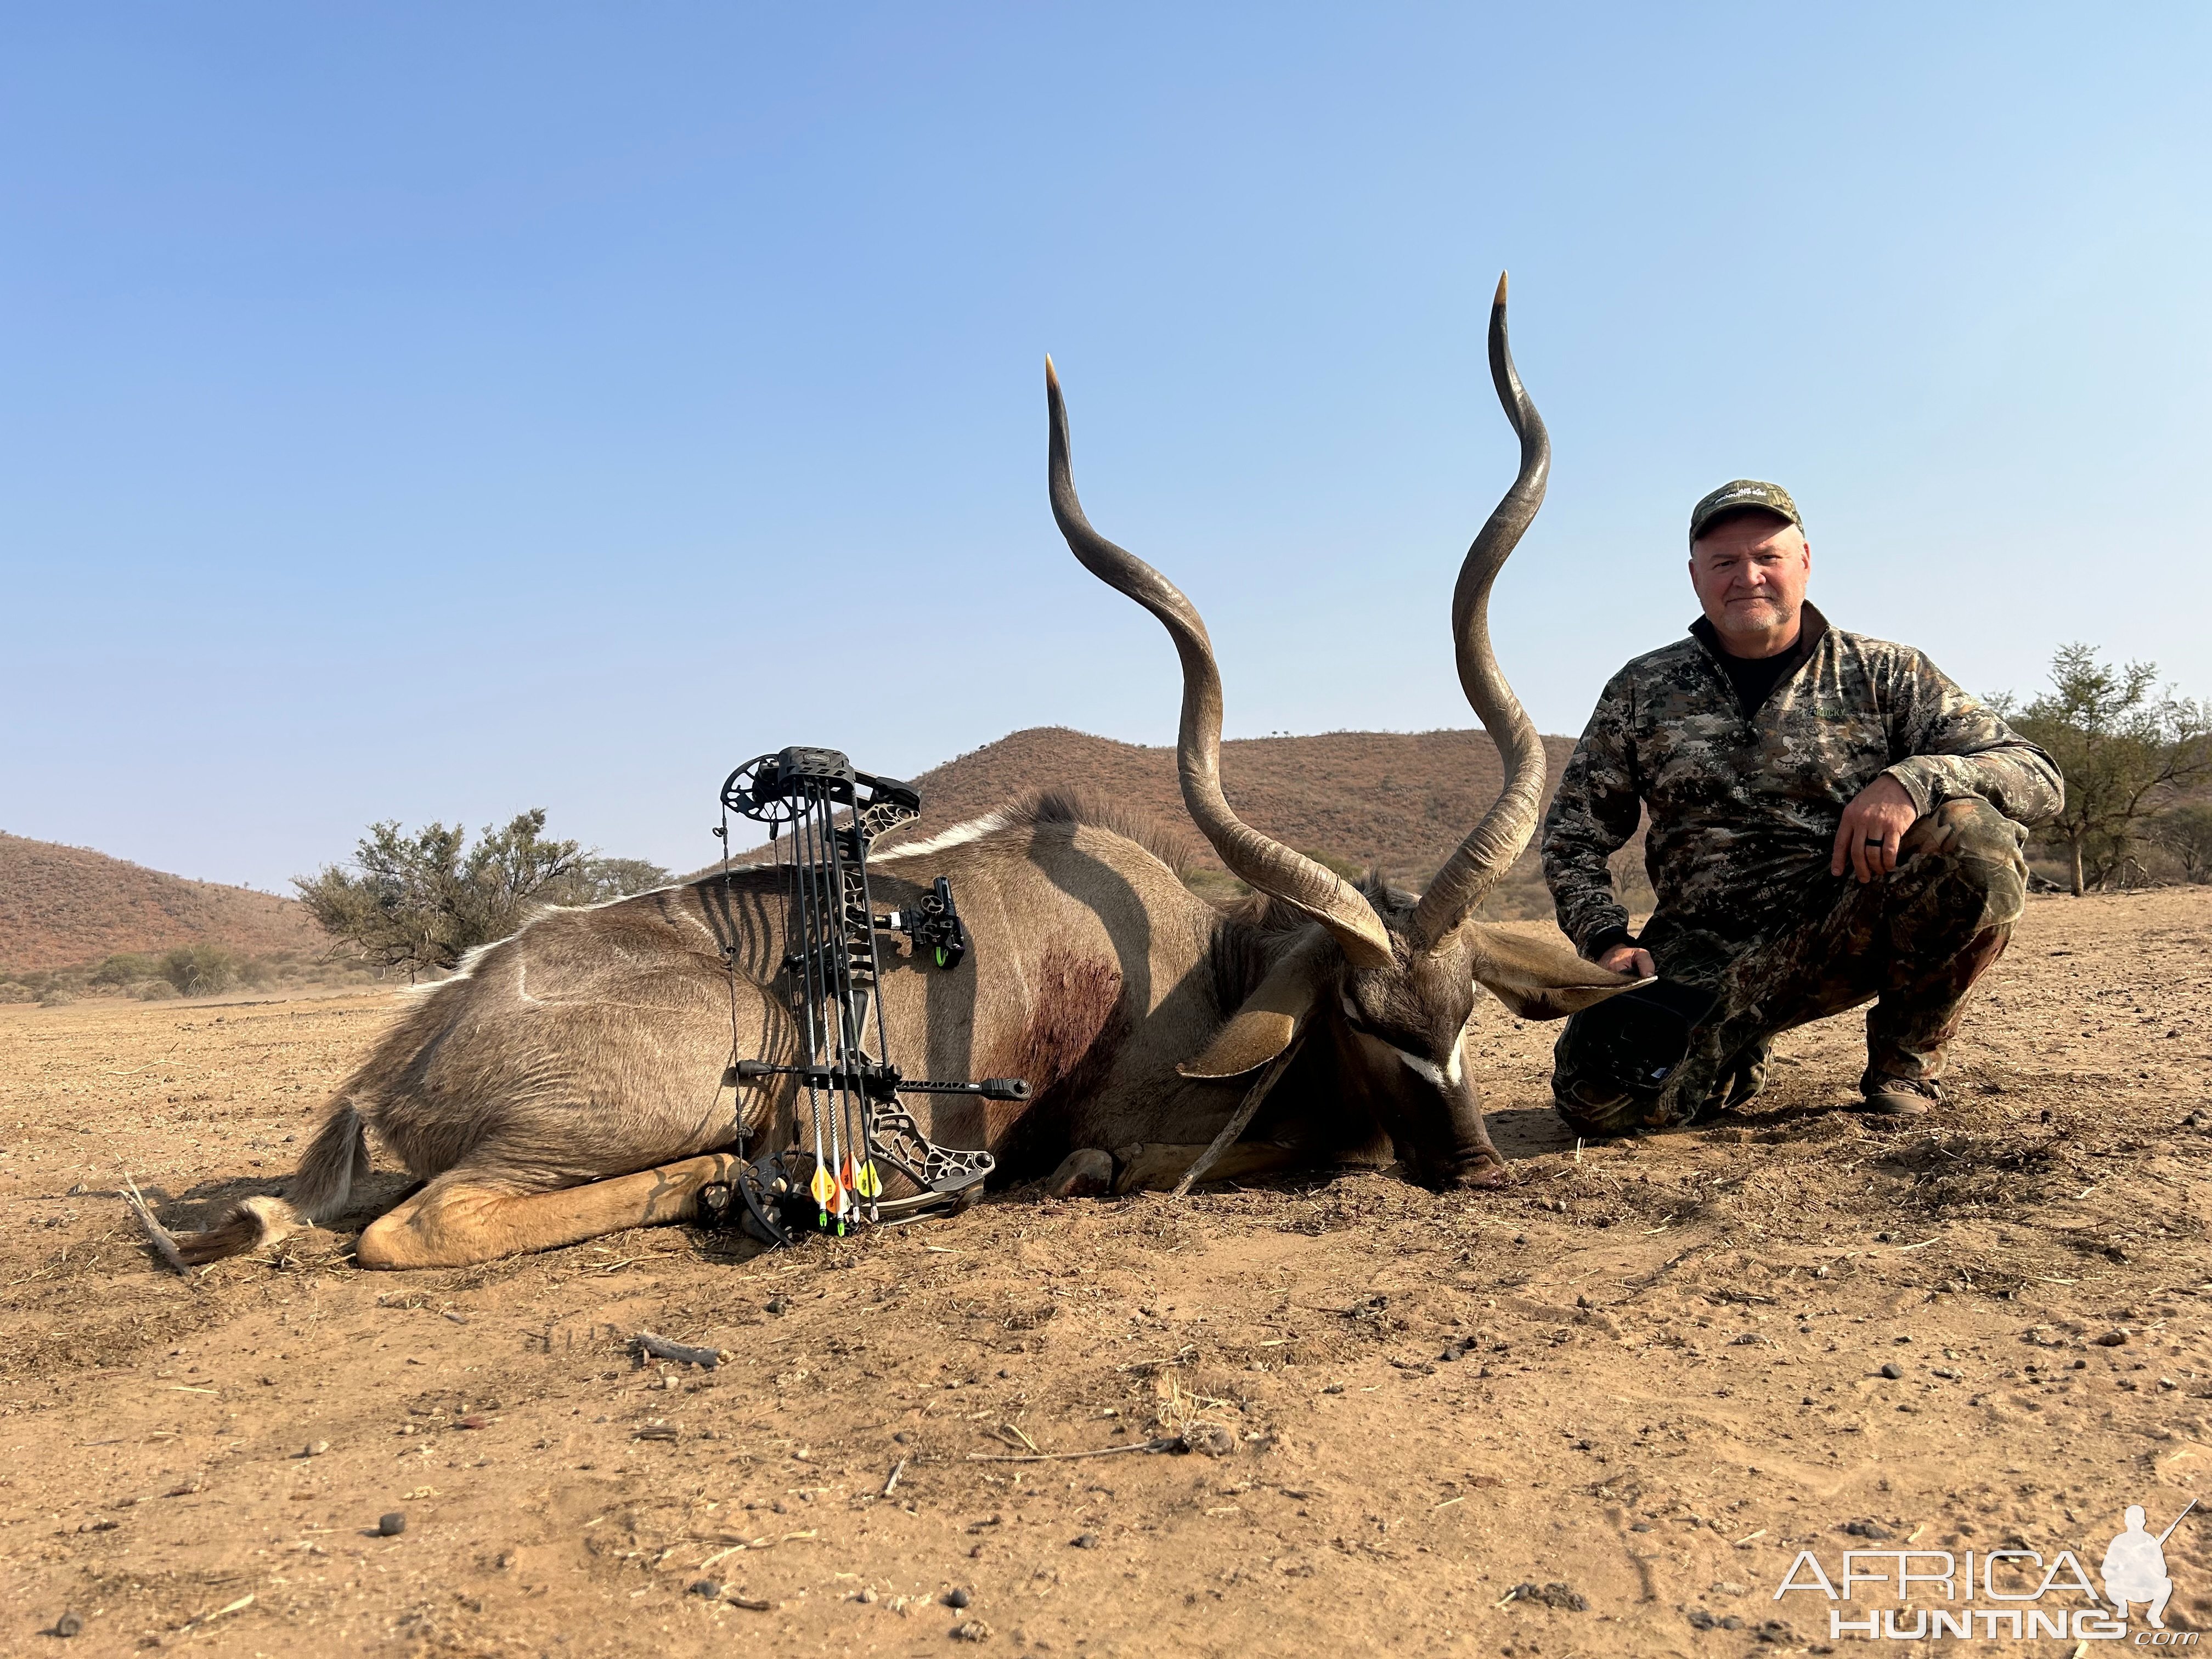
[702, 747, 1027, 1248]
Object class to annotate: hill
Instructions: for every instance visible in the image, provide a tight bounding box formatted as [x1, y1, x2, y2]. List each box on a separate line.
[736, 726, 1646, 918]
[0, 832, 327, 974]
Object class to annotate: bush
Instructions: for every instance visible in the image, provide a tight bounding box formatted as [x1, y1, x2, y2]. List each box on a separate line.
[160, 944, 239, 997]
[136, 979, 180, 1001]
[292, 815, 673, 977]
[540, 855, 674, 907]
[295, 809, 585, 979]
[2149, 804, 2212, 884]
[89, 952, 160, 989]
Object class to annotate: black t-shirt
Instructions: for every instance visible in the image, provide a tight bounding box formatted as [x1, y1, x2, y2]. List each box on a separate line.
[1689, 604, 1829, 719]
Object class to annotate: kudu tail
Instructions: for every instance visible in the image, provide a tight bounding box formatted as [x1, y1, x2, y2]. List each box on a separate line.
[171, 1102, 369, 1265]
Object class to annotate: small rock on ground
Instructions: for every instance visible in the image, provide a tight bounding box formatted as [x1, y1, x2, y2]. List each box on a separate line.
[1506, 1582, 1587, 1611]
[1178, 1424, 1236, 1457]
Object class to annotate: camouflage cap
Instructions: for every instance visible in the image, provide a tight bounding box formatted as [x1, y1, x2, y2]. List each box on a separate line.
[1689, 479, 1802, 547]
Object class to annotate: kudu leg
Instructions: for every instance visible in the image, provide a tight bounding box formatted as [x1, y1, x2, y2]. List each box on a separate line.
[1110, 1141, 1308, 1194]
[356, 1153, 748, 1270]
[1446, 1090, 1510, 1189]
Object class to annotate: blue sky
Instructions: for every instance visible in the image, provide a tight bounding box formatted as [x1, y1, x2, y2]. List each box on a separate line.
[3, 4, 2207, 893]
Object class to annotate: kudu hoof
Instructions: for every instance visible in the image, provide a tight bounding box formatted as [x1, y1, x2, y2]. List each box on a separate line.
[1042, 1148, 1115, 1199]
[1435, 1159, 1509, 1192]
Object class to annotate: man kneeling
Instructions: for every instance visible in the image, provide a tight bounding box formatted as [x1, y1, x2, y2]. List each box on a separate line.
[1540, 480, 2063, 1132]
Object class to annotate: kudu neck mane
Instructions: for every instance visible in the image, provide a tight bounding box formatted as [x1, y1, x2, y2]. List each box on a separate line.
[980, 789, 1198, 883]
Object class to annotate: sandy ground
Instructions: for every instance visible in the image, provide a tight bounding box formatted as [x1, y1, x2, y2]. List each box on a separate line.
[4, 888, 2211, 1657]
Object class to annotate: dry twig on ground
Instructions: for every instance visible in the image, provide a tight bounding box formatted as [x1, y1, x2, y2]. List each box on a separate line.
[632, 1330, 729, 1368]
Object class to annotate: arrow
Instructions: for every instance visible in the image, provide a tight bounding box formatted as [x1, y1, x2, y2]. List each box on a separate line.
[809, 1087, 834, 1227]
[825, 1079, 851, 1235]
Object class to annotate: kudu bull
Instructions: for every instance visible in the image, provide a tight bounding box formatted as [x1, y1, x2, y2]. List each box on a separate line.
[168, 275, 1633, 1271]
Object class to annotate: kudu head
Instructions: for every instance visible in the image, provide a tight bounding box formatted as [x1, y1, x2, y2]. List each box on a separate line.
[1047, 274, 1637, 1188]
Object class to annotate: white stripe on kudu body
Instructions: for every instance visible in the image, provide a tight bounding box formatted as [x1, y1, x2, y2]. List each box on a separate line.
[873, 812, 1011, 863]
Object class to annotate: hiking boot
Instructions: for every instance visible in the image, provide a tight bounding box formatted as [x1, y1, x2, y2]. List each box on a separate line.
[1860, 1076, 1941, 1116]
[1553, 1078, 1649, 1139]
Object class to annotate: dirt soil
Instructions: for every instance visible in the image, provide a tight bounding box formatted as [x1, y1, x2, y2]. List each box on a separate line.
[4, 888, 2210, 1657]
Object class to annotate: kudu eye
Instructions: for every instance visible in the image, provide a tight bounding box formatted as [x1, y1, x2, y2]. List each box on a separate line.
[1339, 990, 1396, 1037]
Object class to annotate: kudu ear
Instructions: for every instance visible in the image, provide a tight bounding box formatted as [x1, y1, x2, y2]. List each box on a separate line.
[1463, 922, 1642, 1020]
[1179, 933, 1336, 1080]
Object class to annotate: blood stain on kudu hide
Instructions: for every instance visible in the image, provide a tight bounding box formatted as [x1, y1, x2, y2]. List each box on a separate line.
[986, 949, 1127, 1136]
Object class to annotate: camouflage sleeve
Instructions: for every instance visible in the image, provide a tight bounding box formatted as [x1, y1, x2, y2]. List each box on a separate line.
[1542, 670, 1644, 957]
[1882, 651, 2065, 826]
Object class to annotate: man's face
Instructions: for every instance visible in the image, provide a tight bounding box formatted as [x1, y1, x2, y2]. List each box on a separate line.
[1688, 512, 1811, 648]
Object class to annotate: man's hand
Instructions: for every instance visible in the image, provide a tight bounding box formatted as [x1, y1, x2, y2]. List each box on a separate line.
[1598, 943, 1656, 978]
[1831, 774, 1919, 883]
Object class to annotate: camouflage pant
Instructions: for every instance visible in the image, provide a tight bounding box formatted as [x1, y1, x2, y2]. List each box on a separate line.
[1551, 799, 2027, 1135]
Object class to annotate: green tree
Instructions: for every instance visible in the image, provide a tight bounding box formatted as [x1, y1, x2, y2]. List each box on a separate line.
[294, 809, 584, 979]
[540, 855, 673, 907]
[2002, 644, 2212, 895]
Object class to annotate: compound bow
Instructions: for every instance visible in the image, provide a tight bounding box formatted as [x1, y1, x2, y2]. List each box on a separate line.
[697, 747, 1027, 1248]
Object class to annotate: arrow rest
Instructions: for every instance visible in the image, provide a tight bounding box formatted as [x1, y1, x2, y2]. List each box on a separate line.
[707, 747, 1020, 1248]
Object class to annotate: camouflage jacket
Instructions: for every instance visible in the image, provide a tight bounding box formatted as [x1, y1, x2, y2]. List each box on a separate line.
[1541, 605, 2063, 957]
